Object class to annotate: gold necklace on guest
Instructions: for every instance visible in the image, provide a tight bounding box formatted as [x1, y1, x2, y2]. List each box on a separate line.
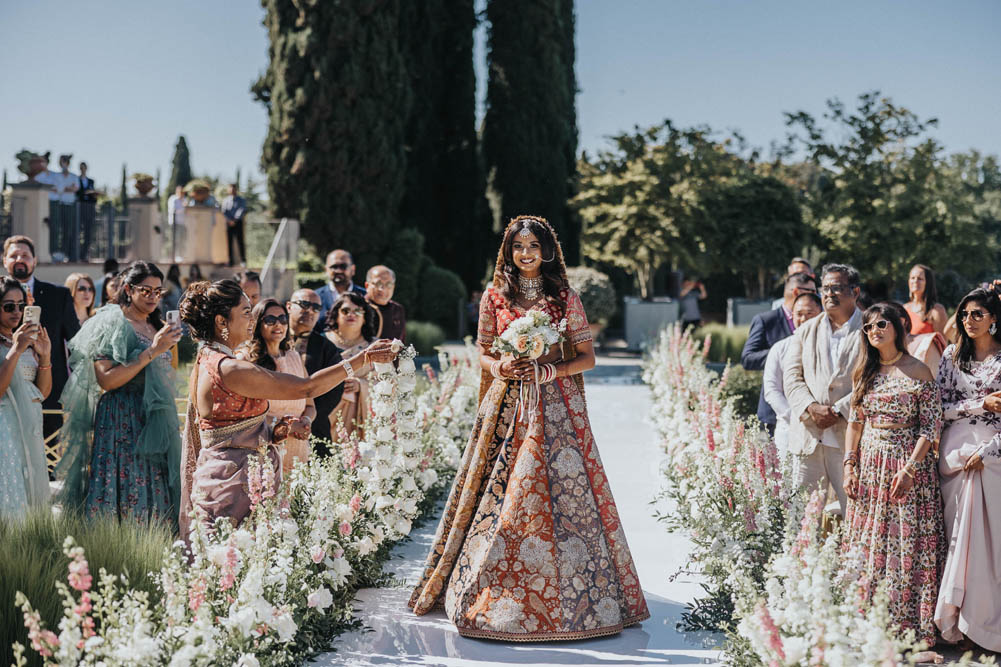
[879, 351, 903, 366]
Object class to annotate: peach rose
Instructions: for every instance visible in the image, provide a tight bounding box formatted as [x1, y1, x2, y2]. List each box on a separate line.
[514, 335, 531, 354]
[529, 334, 547, 359]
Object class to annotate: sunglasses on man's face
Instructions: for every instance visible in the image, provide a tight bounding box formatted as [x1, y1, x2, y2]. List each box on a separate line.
[1, 301, 26, 313]
[292, 300, 322, 313]
[328, 263, 350, 271]
[862, 319, 891, 334]
[960, 308, 987, 322]
[260, 314, 288, 327]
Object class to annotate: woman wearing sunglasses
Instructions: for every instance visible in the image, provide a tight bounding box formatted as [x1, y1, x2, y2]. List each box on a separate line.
[934, 287, 1001, 651]
[64, 272, 97, 325]
[322, 292, 376, 437]
[0, 277, 52, 518]
[842, 302, 945, 646]
[56, 261, 184, 526]
[238, 299, 316, 475]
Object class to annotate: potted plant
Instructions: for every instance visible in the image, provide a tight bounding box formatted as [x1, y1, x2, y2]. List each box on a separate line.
[566, 266, 616, 342]
[132, 172, 155, 197]
[15, 149, 49, 182]
[185, 178, 212, 204]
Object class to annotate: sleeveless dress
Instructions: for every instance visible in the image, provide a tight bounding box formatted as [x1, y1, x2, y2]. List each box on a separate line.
[84, 332, 174, 524]
[0, 347, 49, 518]
[268, 351, 310, 475]
[843, 371, 945, 644]
[409, 286, 649, 641]
[179, 347, 279, 537]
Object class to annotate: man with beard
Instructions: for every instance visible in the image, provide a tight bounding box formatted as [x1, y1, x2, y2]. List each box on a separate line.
[316, 249, 366, 323]
[287, 288, 345, 455]
[783, 263, 864, 515]
[2, 236, 80, 443]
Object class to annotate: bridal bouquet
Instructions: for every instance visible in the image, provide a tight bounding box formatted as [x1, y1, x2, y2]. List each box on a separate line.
[490, 311, 566, 360]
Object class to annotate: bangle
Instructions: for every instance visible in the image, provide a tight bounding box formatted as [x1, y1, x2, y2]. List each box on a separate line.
[342, 359, 355, 380]
[37, 364, 51, 371]
[541, 363, 556, 383]
[490, 360, 504, 380]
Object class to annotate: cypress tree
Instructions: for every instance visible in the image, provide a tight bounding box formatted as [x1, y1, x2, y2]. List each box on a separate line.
[119, 163, 128, 213]
[254, 0, 411, 267]
[482, 0, 580, 263]
[167, 135, 192, 193]
[399, 0, 487, 288]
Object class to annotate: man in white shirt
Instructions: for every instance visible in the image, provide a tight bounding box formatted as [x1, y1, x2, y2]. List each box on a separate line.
[167, 185, 188, 262]
[48, 155, 79, 260]
[763, 292, 822, 459]
[783, 263, 864, 515]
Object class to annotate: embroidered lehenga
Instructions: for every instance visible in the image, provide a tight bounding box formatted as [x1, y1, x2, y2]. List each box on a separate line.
[409, 285, 649, 641]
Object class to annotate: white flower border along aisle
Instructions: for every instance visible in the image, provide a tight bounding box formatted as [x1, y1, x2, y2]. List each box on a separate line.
[643, 325, 949, 667]
[12, 344, 481, 667]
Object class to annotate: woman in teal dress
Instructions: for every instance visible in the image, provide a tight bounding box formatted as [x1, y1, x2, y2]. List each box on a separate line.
[56, 261, 183, 525]
[0, 277, 52, 519]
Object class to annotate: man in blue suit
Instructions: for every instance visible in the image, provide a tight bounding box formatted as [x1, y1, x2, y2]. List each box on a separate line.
[315, 248, 367, 324]
[741, 271, 816, 433]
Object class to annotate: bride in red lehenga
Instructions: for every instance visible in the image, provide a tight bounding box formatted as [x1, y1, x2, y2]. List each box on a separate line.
[409, 215, 649, 641]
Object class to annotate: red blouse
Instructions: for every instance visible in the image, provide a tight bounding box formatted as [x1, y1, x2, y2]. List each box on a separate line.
[198, 347, 269, 429]
[477, 285, 592, 348]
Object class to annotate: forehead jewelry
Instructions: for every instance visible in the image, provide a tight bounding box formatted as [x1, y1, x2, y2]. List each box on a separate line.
[518, 221, 532, 237]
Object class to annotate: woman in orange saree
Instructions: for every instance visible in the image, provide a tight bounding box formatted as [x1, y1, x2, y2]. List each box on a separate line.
[409, 215, 649, 641]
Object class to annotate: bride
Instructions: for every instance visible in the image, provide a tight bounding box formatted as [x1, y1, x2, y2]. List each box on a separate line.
[409, 215, 649, 641]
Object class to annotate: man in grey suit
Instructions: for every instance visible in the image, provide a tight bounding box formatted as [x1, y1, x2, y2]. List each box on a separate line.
[783, 263, 864, 515]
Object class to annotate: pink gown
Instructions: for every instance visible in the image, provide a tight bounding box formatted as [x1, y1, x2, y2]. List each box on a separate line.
[268, 351, 311, 475]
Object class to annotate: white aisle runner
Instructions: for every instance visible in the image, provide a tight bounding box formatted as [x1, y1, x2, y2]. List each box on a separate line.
[316, 381, 723, 666]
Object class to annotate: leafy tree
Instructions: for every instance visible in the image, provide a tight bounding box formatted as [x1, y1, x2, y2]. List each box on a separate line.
[482, 0, 579, 263]
[167, 135, 192, 193]
[254, 0, 410, 268]
[574, 122, 744, 299]
[703, 175, 805, 298]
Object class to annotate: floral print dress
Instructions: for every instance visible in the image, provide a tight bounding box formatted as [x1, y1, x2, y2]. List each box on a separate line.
[409, 286, 649, 641]
[84, 333, 174, 525]
[843, 371, 944, 644]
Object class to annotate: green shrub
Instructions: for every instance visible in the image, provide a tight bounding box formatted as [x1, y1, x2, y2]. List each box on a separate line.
[407, 320, 446, 356]
[0, 510, 172, 667]
[719, 365, 762, 419]
[295, 271, 326, 291]
[695, 323, 750, 364]
[383, 227, 427, 316]
[566, 266, 616, 323]
[418, 265, 467, 337]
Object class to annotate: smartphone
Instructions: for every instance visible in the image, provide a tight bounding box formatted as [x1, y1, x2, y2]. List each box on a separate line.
[166, 310, 180, 326]
[23, 305, 40, 339]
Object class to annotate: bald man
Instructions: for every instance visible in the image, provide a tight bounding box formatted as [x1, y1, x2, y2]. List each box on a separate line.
[316, 249, 367, 322]
[287, 288, 344, 452]
[365, 265, 406, 341]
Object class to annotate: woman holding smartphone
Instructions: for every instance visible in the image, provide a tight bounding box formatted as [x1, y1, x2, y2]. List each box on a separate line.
[0, 277, 52, 518]
[56, 261, 184, 526]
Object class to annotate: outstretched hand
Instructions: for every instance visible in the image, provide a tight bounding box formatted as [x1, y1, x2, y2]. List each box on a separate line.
[363, 339, 397, 365]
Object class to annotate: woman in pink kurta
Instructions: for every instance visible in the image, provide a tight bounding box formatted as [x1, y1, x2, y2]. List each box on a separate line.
[934, 287, 1001, 651]
[409, 216, 649, 641]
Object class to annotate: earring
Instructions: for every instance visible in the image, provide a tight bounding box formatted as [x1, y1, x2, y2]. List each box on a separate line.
[991, 322, 997, 335]
[220, 325, 230, 342]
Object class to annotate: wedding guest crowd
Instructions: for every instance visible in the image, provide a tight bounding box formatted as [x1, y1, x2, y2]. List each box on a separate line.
[757, 258, 1001, 651]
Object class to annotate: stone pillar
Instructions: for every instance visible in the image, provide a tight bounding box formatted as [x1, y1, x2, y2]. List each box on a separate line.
[181, 205, 228, 264]
[7, 182, 52, 263]
[126, 197, 164, 263]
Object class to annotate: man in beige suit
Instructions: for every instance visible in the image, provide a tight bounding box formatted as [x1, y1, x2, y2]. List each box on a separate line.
[783, 263, 864, 515]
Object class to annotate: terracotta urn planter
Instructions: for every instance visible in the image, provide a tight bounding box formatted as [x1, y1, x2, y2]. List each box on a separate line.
[190, 186, 211, 204]
[27, 156, 47, 182]
[135, 178, 155, 197]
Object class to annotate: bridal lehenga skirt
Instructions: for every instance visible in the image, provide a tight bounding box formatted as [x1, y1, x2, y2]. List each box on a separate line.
[409, 376, 649, 641]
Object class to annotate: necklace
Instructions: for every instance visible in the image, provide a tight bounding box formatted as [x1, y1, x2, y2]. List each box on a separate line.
[0, 331, 12, 348]
[519, 275, 544, 301]
[879, 351, 903, 366]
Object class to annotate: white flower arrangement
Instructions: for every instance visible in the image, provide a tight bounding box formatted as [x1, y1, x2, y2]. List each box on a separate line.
[11, 343, 481, 666]
[490, 311, 566, 359]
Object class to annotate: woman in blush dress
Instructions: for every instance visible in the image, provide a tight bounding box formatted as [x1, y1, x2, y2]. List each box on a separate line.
[56, 261, 184, 525]
[409, 215, 649, 641]
[841, 303, 944, 645]
[177, 279, 396, 537]
[0, 277, 52, 518]
[934, 287, 1001, 651]
[238, 298, 316, 476]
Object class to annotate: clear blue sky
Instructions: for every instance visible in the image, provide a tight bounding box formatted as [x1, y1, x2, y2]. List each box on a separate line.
[2, 1, 998, 195]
